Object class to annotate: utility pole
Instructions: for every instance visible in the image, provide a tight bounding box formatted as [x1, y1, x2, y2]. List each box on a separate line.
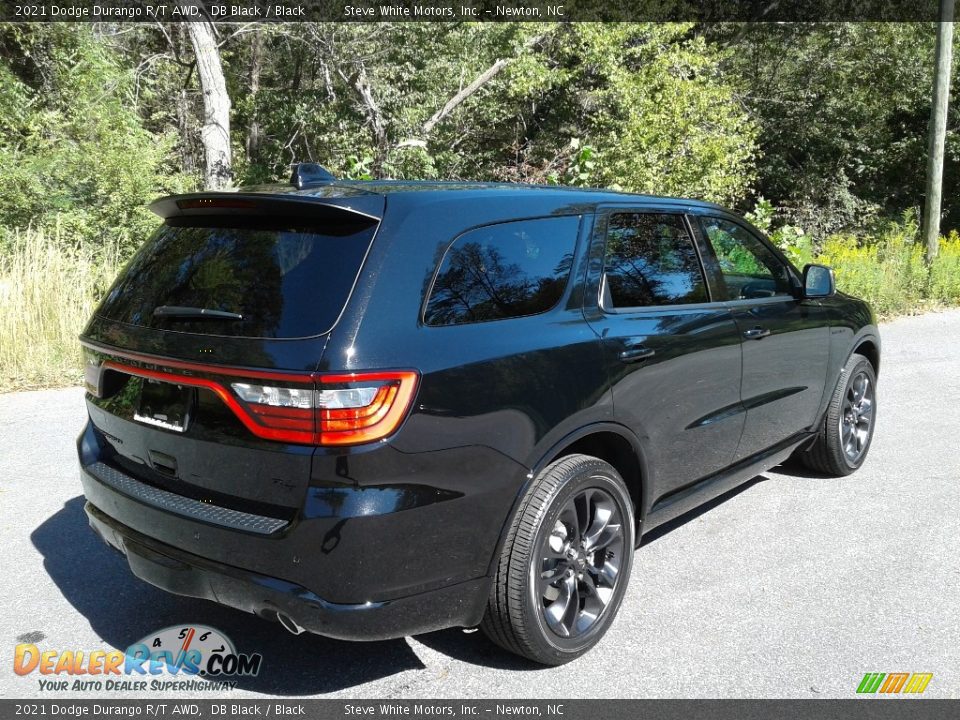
[922, 1, 955, 264]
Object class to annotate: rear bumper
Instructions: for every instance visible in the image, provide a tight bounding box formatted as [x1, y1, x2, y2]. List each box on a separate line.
[84, 500, 489, 641]
[76, 415, 528, 640]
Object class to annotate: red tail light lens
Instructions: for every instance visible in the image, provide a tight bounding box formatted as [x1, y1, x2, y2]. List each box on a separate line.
[316, 373, 418, 446]
[229, 372, 418, 446]
[94, 353, 418, 447]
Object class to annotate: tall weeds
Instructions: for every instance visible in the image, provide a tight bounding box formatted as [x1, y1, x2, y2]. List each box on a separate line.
[0, 228, 119, 391]
[816, 221, 960, 317]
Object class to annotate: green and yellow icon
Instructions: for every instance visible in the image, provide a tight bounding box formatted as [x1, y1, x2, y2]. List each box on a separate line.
[857, 672, 933, 694]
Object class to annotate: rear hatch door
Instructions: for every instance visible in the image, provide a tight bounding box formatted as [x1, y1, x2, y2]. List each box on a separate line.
[81, 191, 383, 518]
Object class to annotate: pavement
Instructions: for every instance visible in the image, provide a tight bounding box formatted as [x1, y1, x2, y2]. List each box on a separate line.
[1, 309, 958, 700]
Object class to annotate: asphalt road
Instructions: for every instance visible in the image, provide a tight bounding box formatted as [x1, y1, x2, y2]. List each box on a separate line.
[1, 309, 958, 700]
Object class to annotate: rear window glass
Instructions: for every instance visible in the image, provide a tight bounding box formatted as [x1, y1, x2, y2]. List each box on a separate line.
[97, 218, 376, 338]
[424, 216, 580, 326]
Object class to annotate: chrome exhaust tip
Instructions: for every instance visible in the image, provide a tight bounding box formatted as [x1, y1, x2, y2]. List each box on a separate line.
[276, 611, 306, 636]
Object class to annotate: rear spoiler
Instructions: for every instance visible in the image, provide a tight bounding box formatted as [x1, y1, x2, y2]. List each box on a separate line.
[149, 191, 384, 223]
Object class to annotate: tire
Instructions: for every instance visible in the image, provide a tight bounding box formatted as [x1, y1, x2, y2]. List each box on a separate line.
[480, 454, 635, 665]
[800, 352, 877, 476]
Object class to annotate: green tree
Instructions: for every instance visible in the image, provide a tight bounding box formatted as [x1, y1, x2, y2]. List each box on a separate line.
[517, 24, 757, 202]
[0, 25, 191, 254]
[231, 23, 757, 206]
[708, 23, 960, 237]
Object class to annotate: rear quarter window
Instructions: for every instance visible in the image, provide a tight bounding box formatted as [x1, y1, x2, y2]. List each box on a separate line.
[423, 216, 581, 326]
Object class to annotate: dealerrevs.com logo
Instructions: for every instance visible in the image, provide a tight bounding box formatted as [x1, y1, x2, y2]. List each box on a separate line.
[14, 625, 262, 692]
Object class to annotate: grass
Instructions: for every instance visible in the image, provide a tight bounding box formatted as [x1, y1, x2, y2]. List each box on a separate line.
[0, 227, 119, 392]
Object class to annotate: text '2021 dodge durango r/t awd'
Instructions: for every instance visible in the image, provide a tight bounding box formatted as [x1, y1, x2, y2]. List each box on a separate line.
[78, 164, 880, 665]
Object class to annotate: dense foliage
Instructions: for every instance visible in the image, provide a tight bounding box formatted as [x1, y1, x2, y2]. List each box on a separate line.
[0, 22, 958, 389]
[2, 22, 958, 246]
[228, 23, 756, 203]
[706, 23, 960, 236]
[0, 26, 192, 253]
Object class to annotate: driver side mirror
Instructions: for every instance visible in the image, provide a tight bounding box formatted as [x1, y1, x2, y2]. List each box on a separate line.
[803, 263, 835, 298]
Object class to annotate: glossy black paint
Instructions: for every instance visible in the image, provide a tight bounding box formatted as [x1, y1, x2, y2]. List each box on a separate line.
[77, 182, 880, 640]
[84, 501, 489, 641]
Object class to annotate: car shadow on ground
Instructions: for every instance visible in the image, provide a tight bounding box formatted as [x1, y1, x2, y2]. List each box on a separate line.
[30, 496, 429, 695]
[769, 455, 838, 480]
[32, 472, 791, 691]
[639, 474, 770, 547]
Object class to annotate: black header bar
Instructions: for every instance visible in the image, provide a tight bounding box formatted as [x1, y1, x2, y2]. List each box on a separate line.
[0, 0, 951, 22]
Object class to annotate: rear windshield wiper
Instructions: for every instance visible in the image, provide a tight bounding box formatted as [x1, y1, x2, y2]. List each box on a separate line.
[153, 306, 243, 321]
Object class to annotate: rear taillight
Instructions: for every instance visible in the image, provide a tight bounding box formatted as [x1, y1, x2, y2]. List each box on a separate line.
[92, 352, 418, 447]
[230, 372, 418, 446]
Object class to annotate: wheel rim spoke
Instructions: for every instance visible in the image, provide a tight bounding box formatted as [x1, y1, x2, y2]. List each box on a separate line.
[597, 554, 620, 588]
[573, 491, 592, 539]
[583, 496, 617, 551]
[559, 502, 581, 548]
[544, 573, 579, 637]
[576, 572, 606, 633]
[587, 522, 622, 553]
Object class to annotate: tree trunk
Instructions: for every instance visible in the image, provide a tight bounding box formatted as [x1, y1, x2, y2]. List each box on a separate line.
[922, 6, 954, 264]
[354, 67, 389, 176]
[184, 2, 232, 190]
[246, 29, 263, 165]
[174, 26, 196, 175]
[177, 86, 196, 174]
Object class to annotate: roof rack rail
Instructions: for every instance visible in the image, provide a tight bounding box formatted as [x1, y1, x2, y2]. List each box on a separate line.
[290, 162, 336, 189]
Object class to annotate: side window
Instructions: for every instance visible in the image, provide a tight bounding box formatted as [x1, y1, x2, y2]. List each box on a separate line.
[603, 213, 708, 308]
[701, 217, 793, 300]
[424, 215, 579, 326]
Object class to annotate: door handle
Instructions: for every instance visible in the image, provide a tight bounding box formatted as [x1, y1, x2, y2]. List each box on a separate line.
[618, 346, 656, 363]
[743, 326, 771, 340]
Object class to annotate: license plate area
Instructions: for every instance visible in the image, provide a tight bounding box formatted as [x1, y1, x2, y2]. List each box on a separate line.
[134, 379, 195, 433]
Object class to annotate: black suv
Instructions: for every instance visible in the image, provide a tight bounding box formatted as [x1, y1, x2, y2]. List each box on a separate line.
[78, 166, 880, 665]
